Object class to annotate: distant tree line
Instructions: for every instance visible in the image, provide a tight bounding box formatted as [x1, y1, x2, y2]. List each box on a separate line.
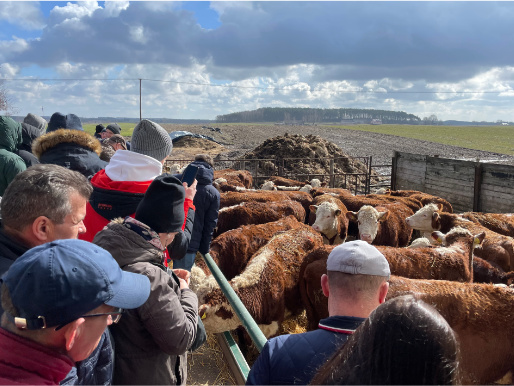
[216, 107, 421, 124]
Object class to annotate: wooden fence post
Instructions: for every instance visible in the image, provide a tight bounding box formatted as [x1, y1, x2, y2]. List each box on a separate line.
[391, 151, 398, 191]
[329, 159, 335, 188]
[473, 162, 483, 212]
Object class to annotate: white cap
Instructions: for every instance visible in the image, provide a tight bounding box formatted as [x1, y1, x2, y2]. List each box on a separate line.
[327, 240, 390, 278]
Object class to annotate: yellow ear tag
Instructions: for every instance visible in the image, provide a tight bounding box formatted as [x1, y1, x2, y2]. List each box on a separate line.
[437, 236, 443, 243]
[473, 237, 481, 245]
[201, 313, 206, 320]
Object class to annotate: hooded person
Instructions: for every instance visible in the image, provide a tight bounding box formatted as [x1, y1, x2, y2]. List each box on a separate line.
[173, 154, 220, 271]
[0, 116, 26, 195]
[80, 119, 196, 266]
[92, 174, 203, 385]
[31, 112, 107, 179]
[94, 124, 105, 139]
[16, 113, 47, 167]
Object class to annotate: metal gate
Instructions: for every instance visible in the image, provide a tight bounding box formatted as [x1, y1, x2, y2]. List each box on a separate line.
[165, 155, 380, 195]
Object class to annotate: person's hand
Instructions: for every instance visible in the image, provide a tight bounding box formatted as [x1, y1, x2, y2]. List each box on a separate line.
[173, 268, 191, 286]
[178, 277, 189, 290]
[183, 179, 197, 201]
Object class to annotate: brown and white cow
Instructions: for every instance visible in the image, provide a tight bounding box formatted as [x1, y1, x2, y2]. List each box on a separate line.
[387, 276, 514, 385]
[194, 215, 304, 281]
[461, 212, 514, 238]
[406, 204, 514, 271]
[192, 225, 324, 337]
[309, 194, 349, 245]
[215, 200, 305, 237]
[346, 203, 414, 247]
[377, 227, 485, 283]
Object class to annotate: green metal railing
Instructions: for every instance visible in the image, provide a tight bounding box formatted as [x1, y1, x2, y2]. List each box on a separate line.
[200, 252, 267, 382]
[201, 252, 267, 350]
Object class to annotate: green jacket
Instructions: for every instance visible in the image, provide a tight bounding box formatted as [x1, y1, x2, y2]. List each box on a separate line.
[0, 116, 26, 195]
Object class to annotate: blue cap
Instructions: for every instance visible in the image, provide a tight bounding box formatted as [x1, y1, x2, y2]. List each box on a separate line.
[0, 239, 150, 330]
[46, 112, 83, 133]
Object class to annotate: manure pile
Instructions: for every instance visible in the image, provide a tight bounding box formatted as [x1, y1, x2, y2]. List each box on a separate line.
[240, 133, 379, 189]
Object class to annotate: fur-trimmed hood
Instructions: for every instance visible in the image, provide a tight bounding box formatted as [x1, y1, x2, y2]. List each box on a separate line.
[32, 129, 102, 158]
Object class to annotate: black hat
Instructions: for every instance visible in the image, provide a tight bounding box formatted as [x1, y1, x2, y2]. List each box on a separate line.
[46, 112, 83, 133]
[106, 123, 121, 135]
[95, 124, 105, 134]
[135, 174, 185, 233]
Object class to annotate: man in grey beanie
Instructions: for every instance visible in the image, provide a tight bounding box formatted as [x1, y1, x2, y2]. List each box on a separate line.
[81, 119, 195, 266]
[131, 119, 173, 162]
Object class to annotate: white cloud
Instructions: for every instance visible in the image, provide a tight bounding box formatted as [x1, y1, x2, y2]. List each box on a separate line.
[0, 1, 45, 30]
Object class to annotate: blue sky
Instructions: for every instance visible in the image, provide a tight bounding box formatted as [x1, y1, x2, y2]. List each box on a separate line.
[1, 1, 514, 121]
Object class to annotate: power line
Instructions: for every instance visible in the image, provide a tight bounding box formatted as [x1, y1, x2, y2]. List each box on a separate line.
[0, 77, 510, 94]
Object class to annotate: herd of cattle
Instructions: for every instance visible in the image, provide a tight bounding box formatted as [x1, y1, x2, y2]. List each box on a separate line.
[187, 169, 514, 385]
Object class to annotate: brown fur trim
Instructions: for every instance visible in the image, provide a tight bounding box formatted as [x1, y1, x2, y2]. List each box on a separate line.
[32, 129, 102, 158]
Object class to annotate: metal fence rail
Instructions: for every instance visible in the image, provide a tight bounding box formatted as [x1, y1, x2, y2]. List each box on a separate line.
[200, 252, 267, 383]
[165, 154, 389, 194]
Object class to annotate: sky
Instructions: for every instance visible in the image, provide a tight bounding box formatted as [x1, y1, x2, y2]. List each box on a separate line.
[1, 1, 514, 121]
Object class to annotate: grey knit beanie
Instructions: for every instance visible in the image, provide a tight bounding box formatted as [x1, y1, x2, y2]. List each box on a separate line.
[23, 113, 47, 134]
[131, 119, 173, 161]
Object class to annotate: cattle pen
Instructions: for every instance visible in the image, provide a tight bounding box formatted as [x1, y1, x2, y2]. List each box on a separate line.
[166, 155, 392, 194]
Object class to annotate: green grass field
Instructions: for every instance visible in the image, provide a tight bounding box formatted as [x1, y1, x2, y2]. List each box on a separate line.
[327, 124, 514, 156]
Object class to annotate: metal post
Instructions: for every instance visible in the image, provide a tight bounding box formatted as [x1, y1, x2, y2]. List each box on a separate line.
[139, 79, 142, 120]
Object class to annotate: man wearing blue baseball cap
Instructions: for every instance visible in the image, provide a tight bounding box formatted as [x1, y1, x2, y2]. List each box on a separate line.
[0, 239, 151, 385]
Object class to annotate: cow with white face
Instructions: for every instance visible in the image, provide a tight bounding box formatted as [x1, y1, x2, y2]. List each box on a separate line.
[309, 195, 349, 245]
[347, 205, 388, 244]
[347, 203, 414, 247]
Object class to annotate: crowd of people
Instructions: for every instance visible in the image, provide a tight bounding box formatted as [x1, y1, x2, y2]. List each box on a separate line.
[0, 111, 459, 385]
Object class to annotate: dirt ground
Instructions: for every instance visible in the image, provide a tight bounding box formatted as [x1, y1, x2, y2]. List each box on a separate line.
[162, 123, 514, 167]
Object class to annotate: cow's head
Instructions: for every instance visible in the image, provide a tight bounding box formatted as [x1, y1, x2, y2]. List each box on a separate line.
[310, 202, 341, 239]
[406, 203, 443, 231]
[347, 205, 388, 243]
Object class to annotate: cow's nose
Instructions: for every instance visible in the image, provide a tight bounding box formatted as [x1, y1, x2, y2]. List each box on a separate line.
[360, 234, 372, 243]
[312, 225, 320, 231]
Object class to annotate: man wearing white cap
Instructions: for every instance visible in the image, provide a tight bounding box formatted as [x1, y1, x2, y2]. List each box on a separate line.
[247, 240, 390, 385]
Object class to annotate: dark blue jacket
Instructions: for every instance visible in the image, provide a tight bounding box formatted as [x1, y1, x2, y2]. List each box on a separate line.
[178, 161, 220, 254]
[246, 315, 365, 385]
[0, 226, 114, 385]
[32, 129, 107, 180]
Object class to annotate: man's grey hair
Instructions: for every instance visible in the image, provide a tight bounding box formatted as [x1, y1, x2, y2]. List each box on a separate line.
[0, 164, 92, 231]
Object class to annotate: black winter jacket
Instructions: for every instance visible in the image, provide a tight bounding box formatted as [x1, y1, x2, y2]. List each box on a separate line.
[32, 129, 107, 179]
[178, 161, 220, 254]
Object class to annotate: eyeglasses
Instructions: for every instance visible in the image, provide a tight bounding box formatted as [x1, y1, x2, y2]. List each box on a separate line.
[54, 308, 125, 330]
[81, 308, 124, 324]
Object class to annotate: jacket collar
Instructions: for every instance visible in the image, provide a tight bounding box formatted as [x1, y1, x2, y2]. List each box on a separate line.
[32, 129, 102, 158]
[105, 150, 163, 182]
[318, 315, 366, 334]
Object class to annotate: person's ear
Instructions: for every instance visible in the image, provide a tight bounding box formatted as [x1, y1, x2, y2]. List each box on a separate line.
[378, 281, 389, 304]
[63, 318, 85, 352]
[321, 274, 330, 298]
[32, 216, 53, 242]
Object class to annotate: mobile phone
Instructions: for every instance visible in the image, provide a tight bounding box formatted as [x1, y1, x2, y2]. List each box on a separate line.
[181, 165, 199, 187]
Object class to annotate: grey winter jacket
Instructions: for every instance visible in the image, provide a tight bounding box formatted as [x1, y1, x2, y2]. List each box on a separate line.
[93, 219, 199, 385]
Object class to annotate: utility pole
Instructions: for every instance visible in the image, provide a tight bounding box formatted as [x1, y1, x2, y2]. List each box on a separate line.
[139, 79, 142, 121]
